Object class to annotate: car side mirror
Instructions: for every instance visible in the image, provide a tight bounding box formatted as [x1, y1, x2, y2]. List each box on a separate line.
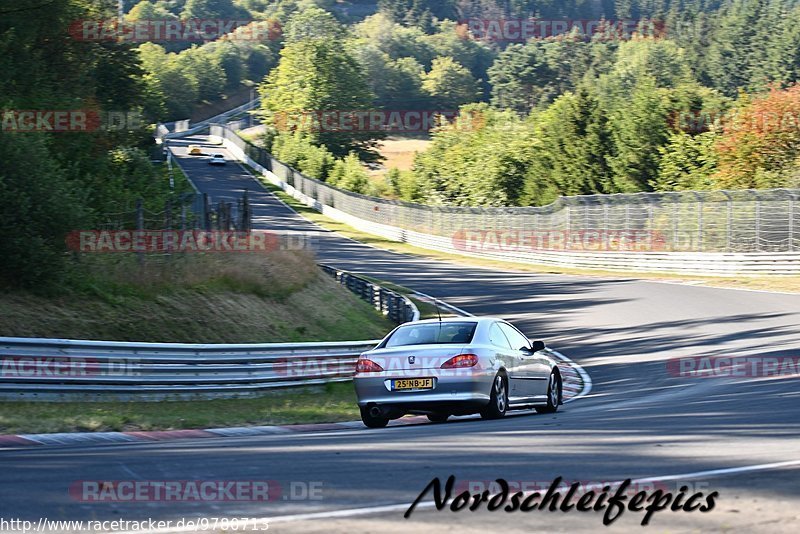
[530, 340, 546, 352]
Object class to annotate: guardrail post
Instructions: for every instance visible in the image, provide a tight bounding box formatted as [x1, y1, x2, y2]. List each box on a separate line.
[692, 192, 703, 252]
[242, 190, 251, 232]
[790, 192, 796, 251]
[165, 199, 172, 231]
[136, 198, 144, 266]
[165, 199, 172, 254]
[672, 201, 679, 251]
[756, 197, 761, 250]
[203, 193, 211, 231]
[624, 203, 630, 235]
[565, 204, 572, 249]
[721, 191, 732, 252]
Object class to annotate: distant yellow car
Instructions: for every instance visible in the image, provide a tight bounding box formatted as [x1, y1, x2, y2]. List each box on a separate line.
[187, 144, 203, 155]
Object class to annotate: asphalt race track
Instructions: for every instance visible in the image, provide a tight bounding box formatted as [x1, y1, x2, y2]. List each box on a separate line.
[2, 136, 799, 533]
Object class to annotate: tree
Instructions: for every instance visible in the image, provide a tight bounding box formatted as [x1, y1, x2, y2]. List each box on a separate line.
[488, 42, 559, 113]
[522, 86, 615, 205]
[138, 43, 199, 117]
[353, 13, 434, 64]
[377, 0, 457, 27]
[260, 9, 379, 158]
[596, 39, 704, 193]
[284, 6, 344, 42]
[181, 0, 246, 20]
[0, 134, 88, 288]
[0, 0, 157, 287]
[419, 20, 495, 84]
[654, 131, 719, 191]
[421, 56, 480, 109]
[212, 41, 245, 90]
[714, 84, 800, 189]
[352, 45, 428, 109]
[412, 104, 533, 206]
[605, 77, 670, 192]
[329, 152, 370, 193]
[272, 132, 336, 181]
[175, 45, 226, 102]
[701, 0, 773, 96]
[127, 1, 177, 22]
[761, 5, 800, 88]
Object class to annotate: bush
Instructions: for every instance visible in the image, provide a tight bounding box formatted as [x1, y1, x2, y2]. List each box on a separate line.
[0, 134, 88, 289]
[272, 132, 336, 181]
[329, 153, 370, 193]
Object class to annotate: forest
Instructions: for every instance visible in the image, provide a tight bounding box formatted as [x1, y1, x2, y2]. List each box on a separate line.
[3, 0, 800, 286]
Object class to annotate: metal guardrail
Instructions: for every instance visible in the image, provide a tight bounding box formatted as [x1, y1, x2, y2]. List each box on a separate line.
[211, 124, 800, 275]
[320, 264, 419, 323]
[0, 337, 379, 401]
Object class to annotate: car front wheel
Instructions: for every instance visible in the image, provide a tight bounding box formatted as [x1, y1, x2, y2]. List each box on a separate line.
[480, 373, 508, 420]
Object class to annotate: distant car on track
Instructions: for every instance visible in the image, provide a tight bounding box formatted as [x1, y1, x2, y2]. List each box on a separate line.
[208, 154, 226, 165]
[354, 317, 562, 428]
[187, 144, 203, 155]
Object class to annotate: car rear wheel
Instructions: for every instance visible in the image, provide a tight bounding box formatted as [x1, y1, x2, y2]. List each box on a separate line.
[480, 373, 508, 420]
[426, 413, 449, 423]
[536, 371, 561, 414]
[360, 406, 389, 428]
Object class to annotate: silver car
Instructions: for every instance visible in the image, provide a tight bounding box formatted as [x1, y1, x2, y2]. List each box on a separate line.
[354, 317, 562, 428]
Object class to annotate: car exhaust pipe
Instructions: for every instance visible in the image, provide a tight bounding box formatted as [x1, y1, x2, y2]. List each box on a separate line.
[369, 406, 383, 418]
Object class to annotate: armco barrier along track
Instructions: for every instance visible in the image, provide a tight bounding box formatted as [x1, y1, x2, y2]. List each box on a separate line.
[0, 336, 378, 401]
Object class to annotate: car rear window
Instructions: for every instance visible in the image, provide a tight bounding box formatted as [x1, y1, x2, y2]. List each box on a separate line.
[383, 322, 477, 347]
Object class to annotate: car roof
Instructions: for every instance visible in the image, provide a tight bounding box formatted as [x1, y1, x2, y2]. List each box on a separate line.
[402, 317, 500, 326]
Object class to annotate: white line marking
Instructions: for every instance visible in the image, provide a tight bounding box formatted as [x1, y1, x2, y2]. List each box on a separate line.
[550, 349, 593, 403]
[125, 458, 800, 533]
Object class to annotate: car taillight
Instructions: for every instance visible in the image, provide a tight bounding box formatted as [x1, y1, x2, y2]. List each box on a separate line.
[441, 354, 479, 369]
[356, 358, 384, 373]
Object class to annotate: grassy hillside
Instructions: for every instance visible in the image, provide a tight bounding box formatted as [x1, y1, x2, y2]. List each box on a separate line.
[0, 252, 393, 343]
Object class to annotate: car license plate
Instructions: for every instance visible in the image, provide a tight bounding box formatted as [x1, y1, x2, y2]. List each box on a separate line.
[392, 378, 434, 391]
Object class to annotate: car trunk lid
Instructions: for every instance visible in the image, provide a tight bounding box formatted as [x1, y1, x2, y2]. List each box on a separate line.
[366, 344, 468, 372]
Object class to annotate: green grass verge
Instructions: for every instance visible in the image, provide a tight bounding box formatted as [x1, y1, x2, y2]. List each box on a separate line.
[0, 382, 360, 434]
[254, 177, 800, 294]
